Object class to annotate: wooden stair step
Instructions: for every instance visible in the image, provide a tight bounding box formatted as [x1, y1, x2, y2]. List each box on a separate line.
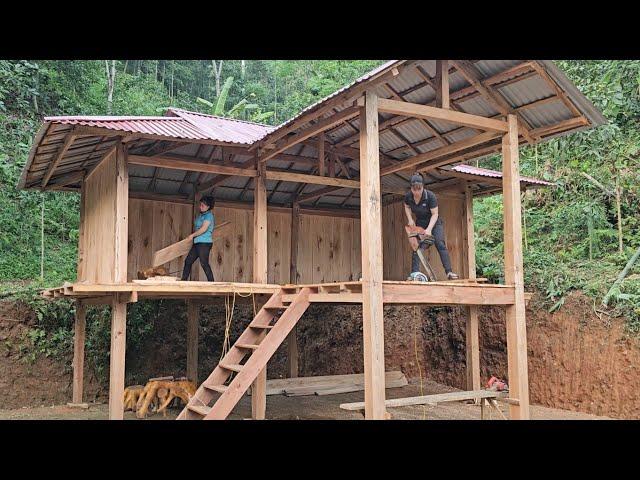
[204, 384, 228, 393]
[236, 343, 260, 350]
[187, 404, 211, 416]
[250, 324, 274, 330]
[220, 363, 244, 372]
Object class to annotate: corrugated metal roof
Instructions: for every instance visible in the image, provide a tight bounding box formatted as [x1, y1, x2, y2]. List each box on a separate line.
[450, 164, 554, 186]
[166, 108, 275, 144]
[45, 109, 274, 145]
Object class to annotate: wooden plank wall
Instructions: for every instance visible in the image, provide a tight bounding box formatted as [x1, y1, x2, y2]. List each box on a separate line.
[381, 190, 467, 281]
[127, 198, 193, 281]
[295, 214, 361, 283]
[79, 151, 117, 283]
[80, 185, 468, 285]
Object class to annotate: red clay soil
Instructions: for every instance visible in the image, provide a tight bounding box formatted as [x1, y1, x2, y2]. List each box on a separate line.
[1, 291, 640, 418]
[0, 301, 102, 409]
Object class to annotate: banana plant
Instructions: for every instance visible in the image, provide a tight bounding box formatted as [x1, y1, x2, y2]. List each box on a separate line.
[196, 76, 274, 123]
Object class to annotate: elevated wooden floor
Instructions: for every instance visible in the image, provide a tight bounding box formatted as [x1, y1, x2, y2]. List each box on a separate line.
[43, 279, 529, 306]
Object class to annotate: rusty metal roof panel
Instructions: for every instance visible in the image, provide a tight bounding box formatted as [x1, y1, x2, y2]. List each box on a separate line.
[450, 164, 554, 186]
[47, 115, 212, 140]
[166, 108, 274, 145]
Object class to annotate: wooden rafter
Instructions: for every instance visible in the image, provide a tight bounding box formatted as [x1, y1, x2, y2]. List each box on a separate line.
[450, 60, 536, 144]
[259, 107, 360, 163]
[41, 129, 77, 188]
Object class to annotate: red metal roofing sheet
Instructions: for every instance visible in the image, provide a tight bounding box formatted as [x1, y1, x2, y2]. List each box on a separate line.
[166, 108, 274, 145]
[451, 164, 554, 186]
[44, 109, 274, 145]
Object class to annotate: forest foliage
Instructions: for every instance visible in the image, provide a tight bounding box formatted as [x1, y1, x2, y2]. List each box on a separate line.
[1, 59, 639, 376]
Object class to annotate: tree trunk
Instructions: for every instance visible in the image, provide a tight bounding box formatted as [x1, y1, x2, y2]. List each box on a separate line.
[105, 60, 116, 115]
[211, 60, 223, 97]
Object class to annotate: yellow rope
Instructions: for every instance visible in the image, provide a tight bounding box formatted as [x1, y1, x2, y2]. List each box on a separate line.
[413, 306, 427, 420]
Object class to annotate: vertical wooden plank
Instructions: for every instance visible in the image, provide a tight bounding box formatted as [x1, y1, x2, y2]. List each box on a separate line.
[252, 161, 268, 419]
[108, 300, 127, 420]
[359, 91, 387, 420]
[502, 114, 530, 419]
[287, 202, 300, 377]
[76, 181, 87, 281]
[72, 300, 86, 404]
[328, 152, 336, 178]
[436, 60, 450, 109]
[318, 133, 325, 176]
[463, 183, 481, 392]
[186, 300, 199, 384]
[114, 143, 128, 283]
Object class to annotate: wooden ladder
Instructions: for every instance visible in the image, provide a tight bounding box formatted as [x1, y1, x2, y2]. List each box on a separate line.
[177, 287, 311, 420]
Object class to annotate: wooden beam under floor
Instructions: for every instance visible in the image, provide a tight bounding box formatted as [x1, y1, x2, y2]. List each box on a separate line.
[186, 301, 199, 384]
[108, 300, 127, 420]
[72, 300, 86, 404]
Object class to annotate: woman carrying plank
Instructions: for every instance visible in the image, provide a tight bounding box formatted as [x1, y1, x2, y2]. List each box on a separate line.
[181, 195, 215, 281]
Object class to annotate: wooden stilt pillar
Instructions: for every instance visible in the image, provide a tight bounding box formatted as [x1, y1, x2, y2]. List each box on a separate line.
[108, 299, 127, 420]
[359, 91, 387, 420]
[186, 300, 199, 384]
[287, 202, 300, 378]
[108, 141, 129, 420]
[252, 160, 268, 419]
[72, 300, 86, 404]
[502, 114, 530, 419]
[463, 183, 481, 392]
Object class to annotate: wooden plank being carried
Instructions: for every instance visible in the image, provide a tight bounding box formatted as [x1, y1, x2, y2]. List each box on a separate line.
[151, 221, 230, 267]
[340, 389, 507, 411]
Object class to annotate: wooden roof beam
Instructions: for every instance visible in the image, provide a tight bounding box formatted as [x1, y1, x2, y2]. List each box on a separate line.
[41, 129, 76, 188]
[450, 60, 536, 144]
[380, 131, 500, 176]
[258, 106, 360, 163]
[375, 97, 508, 133]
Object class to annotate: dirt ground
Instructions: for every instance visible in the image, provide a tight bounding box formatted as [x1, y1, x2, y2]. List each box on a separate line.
[0, 379, 609, 420]
[2, 291, 638, 419]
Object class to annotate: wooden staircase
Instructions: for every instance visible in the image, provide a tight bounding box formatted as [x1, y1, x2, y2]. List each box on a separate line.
[177, 287, 311, 420]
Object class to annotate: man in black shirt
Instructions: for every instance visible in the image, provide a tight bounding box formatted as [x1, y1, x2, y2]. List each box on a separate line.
[403, 173, 458, 280]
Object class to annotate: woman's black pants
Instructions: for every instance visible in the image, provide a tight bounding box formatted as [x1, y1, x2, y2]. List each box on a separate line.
[411, 221, 453, 274]
[181, 243, 214, 281]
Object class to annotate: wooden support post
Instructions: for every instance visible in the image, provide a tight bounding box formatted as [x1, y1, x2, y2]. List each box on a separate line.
[186, 301, 199, 384]
[287, 202, 301, 378]
[252, 161, 268, 419]
[463, 183, 481, 392]
[108, 142, 129, 420]
[318, 133, 325, 176]
[435, 60, 450, 109]
[114, 143, 128, 283]
[359, 91, 387, 420]
[108, 300, 127, 420]
[328, 153, 336, 178]
[72, 300, 86, 404]
[502, 114, 530, 419]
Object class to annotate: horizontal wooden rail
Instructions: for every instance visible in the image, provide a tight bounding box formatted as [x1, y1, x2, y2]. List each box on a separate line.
[128, 155, 258, 177]
[375, 97, 509, 133]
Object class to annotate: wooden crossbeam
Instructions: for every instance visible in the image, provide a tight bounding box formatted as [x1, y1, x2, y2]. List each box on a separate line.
[259, 107, 360, 163]
[375, 98, 508, 133]
[128, 154, 258, 177]
[380, 131, 499, 176]
[340, 389, 505, 411]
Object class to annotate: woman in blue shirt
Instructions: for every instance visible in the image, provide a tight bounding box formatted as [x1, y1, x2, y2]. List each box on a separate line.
[181, 195, 216, 281]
